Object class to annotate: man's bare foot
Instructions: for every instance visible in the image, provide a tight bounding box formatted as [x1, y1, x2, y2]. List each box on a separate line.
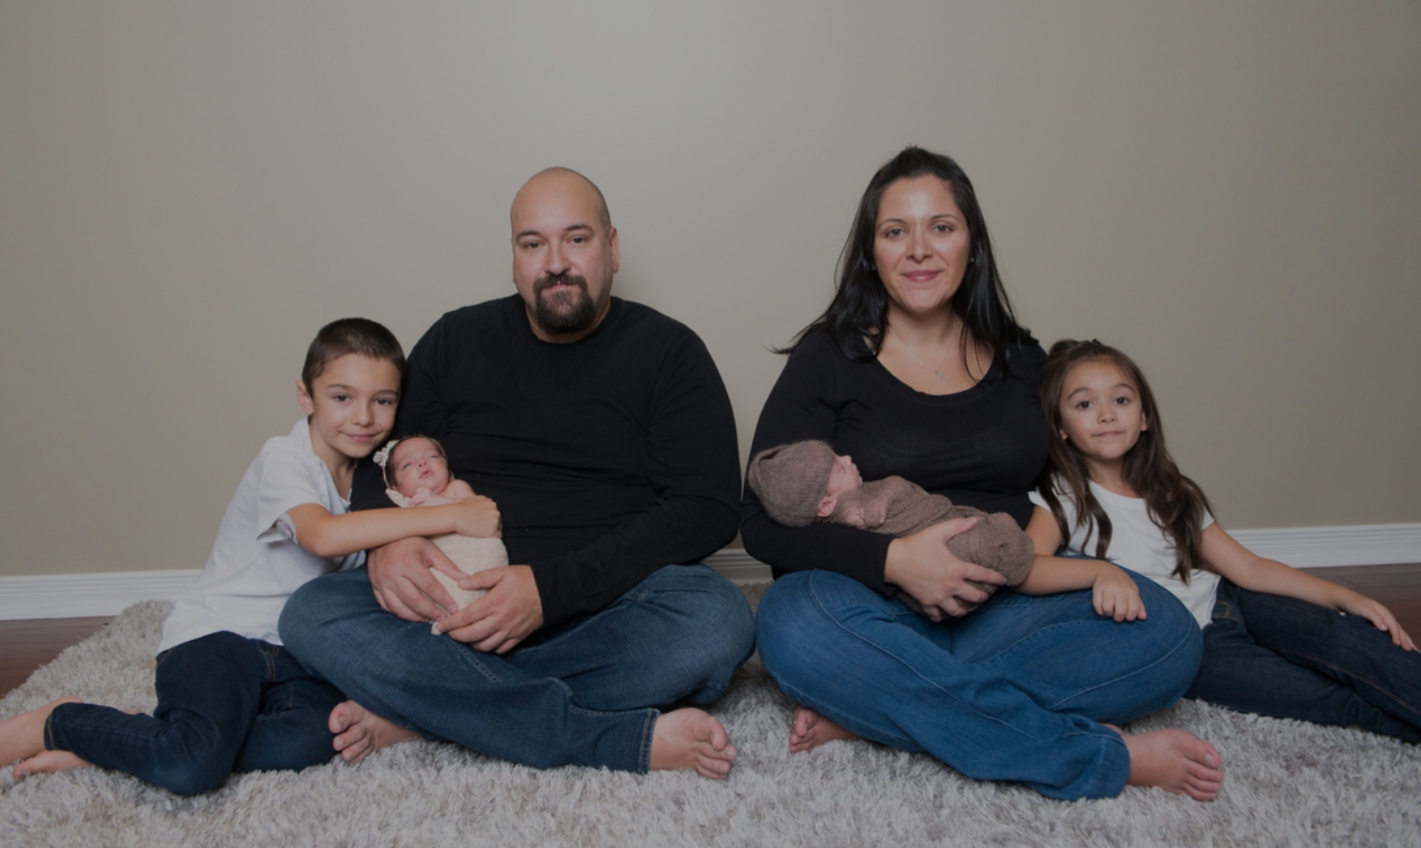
[1, 697, 81, 773]
[14, 749, 89, 777]
[788, 705, 860, 754]
[1119, 727, 1223, 801]
[328, 701, 418, 764]
[648, 708, 736, 779]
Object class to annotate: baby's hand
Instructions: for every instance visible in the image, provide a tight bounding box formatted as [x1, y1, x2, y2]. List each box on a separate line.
[1092, 564, 1145, 622]
[443, 479, 477, 501]
[407, 488, 437, 507]
[1340, 594, 1415, 651]
[451, 494, 501, 539]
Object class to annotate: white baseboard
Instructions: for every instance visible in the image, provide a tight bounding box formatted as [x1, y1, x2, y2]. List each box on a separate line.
[1229, 523, 1421, 569]
[2, 524, 1416, 621]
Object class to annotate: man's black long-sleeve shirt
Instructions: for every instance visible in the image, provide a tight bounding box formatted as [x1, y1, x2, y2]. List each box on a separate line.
[352, 295, 741, 627]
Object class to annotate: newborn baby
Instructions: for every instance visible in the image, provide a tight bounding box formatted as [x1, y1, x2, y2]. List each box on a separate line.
[747, 440, 1033, 614]
[377, 435, 508, 626]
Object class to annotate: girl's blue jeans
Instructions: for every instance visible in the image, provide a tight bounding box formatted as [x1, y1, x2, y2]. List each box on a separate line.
[755, 569, 1203, 800]
[278, 564, 755, 773]
[1186, 578, 1421, 743]
[45, 631, 345, 795]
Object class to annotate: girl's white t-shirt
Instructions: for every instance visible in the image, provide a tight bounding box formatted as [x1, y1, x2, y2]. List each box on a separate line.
[1029, 477, 1219, 628]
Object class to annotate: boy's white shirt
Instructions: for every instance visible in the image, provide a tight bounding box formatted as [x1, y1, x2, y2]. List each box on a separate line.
[1030, 477, 1219, 628]
[158, 419, 364, 652]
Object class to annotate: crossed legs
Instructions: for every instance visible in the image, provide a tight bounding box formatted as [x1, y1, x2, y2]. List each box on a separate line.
[279, 564, 755, 776]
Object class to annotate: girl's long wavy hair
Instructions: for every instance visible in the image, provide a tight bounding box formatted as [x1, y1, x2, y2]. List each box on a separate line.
[1037, 339, 1213, 581]
[782, 146, 1033, 377]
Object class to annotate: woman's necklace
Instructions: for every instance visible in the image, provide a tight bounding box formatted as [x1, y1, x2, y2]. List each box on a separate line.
[887, 324, 954, 382]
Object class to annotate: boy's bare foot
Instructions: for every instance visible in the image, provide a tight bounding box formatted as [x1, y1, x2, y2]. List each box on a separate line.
[1, 697, 81, 773]
[329, 700, 419, 764]
[648, 708, 736, 779]
[788, 705, 860, 754]
[1119, 727, 1223, 801]
[14, 749, 90, 777]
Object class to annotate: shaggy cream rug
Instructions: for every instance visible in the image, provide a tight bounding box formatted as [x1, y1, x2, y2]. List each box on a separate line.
[3, 593, 1420, 848]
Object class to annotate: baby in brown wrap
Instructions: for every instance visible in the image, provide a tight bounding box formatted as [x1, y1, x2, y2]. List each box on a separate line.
[747, 440, 1033, 614]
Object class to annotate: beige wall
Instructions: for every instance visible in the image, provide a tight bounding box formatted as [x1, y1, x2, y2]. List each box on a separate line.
[2, 1, 1418, 578]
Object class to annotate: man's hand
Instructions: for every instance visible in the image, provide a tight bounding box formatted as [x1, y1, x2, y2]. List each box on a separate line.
[367, 537, 462, 623]
[433, 565, 544, 654]
[884, 517, 1007, 622]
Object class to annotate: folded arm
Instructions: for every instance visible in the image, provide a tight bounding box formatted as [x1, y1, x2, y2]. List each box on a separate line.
[1019, 505, 1145, 622]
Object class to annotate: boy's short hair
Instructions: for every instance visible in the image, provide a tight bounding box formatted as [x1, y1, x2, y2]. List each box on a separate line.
[302, 318, 406, 390]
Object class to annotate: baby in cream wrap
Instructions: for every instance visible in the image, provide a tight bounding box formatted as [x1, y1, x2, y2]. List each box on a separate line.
[378, 435, 507, 628]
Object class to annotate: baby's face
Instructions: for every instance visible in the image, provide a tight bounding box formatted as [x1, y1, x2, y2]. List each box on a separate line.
[825, 453, 862, 498]
[389, 437, 453, 497]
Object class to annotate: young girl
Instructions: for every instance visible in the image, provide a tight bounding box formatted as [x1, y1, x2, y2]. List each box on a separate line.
[1024, 338, 1421, 743]
[0, 319, 501, 794]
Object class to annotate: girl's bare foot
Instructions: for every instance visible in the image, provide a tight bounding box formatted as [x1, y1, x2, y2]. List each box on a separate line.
[14, 749, 89, 777]
[1, 697, 81, 773]
[788, 706, 860, 754]
[1120, 727, 1223, 801]
[649, 708, 736, 779]
[328, 701, 419, 764]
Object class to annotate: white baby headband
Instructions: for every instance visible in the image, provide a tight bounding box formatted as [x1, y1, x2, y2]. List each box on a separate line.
[372, 438, 401, 470]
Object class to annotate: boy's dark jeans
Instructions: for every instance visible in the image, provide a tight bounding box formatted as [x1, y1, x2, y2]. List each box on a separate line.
[45, 630, 345, 794]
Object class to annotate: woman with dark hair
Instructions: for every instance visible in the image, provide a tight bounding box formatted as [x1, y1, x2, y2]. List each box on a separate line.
[743, 147, 1224, 801]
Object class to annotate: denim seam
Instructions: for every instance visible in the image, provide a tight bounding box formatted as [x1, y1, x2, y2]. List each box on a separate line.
[636, 709, 658, 774]
[989, 615, 1197, 714]
[1271, 648, 1421, 724]
[804, 574, 1107, 747]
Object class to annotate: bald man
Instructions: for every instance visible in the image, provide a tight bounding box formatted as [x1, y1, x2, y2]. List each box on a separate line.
[281, 168, 753, 778]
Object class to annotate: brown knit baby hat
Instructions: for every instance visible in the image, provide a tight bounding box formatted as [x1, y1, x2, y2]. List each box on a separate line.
[747, 440, 838, 527]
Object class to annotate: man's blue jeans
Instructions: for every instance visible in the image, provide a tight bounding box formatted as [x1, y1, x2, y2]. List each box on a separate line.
[45, 631, 345, 795]
[1186, 578, 1421, 743]
[755, 569, 1202, 800]
[278, 564, 755, 773]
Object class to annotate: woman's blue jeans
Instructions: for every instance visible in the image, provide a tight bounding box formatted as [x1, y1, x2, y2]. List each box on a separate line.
[755, 569, 1203, 800]
[45, 631, 345, 795]
[278, 564, 754, 773]
[1186, 579, 1421, 743]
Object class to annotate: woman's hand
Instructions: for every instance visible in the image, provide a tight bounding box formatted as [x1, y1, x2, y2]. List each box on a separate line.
[1092, 564, 1145, 622]
[885, 517, 1007, 621]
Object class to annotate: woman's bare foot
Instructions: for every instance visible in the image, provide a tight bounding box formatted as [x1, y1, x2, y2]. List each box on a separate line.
[1, 697, 81, 773]
[648, 708, 736, 779]
[788, 706, 860, 754]
[328, 701, 419, 764]
[14, 749, 89, 777]
[1119, 727, 1223, 801]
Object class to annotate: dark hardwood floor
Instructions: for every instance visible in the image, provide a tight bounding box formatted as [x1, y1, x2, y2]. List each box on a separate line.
[2, 565, 1420, 697]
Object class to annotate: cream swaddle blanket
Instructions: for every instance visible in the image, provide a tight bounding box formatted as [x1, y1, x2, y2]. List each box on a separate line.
[386, 487, 508, 632]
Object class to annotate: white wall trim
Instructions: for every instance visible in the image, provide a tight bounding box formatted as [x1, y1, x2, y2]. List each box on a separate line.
[2, 523, 1417, 621]
[1229, 523, 1421, 569]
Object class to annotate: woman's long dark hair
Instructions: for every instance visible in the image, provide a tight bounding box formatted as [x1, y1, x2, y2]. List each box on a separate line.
[1037, 339, 1214, 581]
[784, 146, 1032, 375]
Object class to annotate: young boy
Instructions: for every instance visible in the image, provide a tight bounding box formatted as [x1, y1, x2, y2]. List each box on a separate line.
[0, 318, 500, 795]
